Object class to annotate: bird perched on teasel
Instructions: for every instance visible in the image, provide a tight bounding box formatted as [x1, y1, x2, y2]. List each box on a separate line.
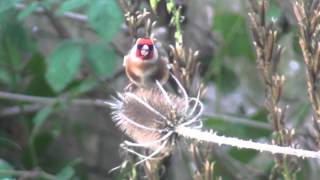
[123, 38, 170, 89]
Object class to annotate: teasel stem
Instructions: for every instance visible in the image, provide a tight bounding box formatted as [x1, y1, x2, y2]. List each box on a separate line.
[176, 127, 320, 159]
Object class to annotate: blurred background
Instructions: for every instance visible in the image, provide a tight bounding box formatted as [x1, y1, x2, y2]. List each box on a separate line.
[0, 0, 318, 179]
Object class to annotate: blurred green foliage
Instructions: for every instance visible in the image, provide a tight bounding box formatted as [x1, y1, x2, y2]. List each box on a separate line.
[0, 0, 122, 179]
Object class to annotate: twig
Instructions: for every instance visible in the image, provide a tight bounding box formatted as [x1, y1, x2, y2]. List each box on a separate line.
[15, 3, 87, 23]
[41, 6, 71, 39]
[0, 104, 41, 117]
[0, 101, 271, 132]
[203, 112, 272, 130]
[0, 91, 107, 107]
[16, 3, 126, 58]
[177, 127, 320, 159]
[0, 169, 56, 180]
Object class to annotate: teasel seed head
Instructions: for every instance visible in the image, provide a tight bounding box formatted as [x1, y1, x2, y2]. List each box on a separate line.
[107, 77, 204, 157]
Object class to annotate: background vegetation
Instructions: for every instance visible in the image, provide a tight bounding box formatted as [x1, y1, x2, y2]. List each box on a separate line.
[0, 0, 319, 179]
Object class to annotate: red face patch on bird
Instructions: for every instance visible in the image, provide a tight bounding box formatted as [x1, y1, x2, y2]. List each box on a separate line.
[136, 38, 154, 60]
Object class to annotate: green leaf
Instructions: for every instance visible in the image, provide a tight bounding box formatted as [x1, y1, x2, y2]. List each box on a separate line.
[1, 36, 21, 88]
[0, 159, 14, 179]
[57, 0, 88, 15]
[243, 109, 270, 138]
[33, 132, 55, 157]
[87, 0, 123, 42]
[1, 14, 35, 51]
[56, 166, 75, 180]
[0, 67, 11, 86]
[266, 0, 281, 22]
[166, 1, 174, 13]
[68, 78, 97, 96]
[213, 13, 254, 59]
[31, 106, 53, 138]
[87, 44, 116, 78]
[204, 118, 247, 138]
[0, 137, 21, 151]
[228, 148, 257, 163]
[0, 0, 18, 13]
[25, 53, 55, 96]
[18, 2, 39, 20]
[21, 146, 35, 169]
[45, 40, 83, 92]
[149, 0, 158, 13]
[4, 37, 21, 71]
[216, 65, 239, 94]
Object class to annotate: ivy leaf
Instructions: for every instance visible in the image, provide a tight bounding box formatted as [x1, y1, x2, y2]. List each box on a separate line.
[45, 40, 83, 92]
[57, 0, 88, 15]
[87, 0, 123, 42]
[87, 44, 116, 78]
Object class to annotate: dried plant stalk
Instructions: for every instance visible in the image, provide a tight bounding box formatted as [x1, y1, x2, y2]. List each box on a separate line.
[293, 0, 320, 147]
[170, 43, 204, 96]
[248, 0, 298, 179]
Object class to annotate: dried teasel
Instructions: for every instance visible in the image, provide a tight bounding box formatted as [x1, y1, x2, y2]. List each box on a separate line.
[107, 76, 320, 173]
[107, 75, 203, 165]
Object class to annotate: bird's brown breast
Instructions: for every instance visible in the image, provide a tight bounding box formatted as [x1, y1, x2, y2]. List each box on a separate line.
[125, 57, 169, 88]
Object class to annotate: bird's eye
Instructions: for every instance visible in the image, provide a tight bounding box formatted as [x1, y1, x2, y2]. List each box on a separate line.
[137, 44, 142, 50]
[148, 45, 153, 51]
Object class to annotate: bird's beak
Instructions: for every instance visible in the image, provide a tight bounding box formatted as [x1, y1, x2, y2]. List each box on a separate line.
[141, 45, 150, 57]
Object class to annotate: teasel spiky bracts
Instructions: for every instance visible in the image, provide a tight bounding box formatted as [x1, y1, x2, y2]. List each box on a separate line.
[293, 0, 320, 148]
[248, 0, 299, 179]
[107, 75, 204, 177]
